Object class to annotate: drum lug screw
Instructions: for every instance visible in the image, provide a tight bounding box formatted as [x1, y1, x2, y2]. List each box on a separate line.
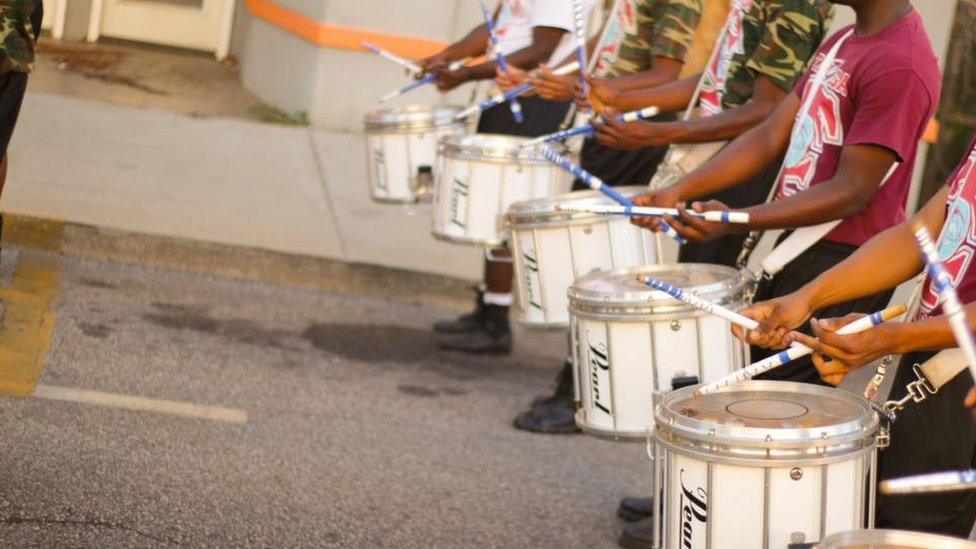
[669, 319, 681, 331]
[583, 225, 592, 235]
[790, 467, 803, 481]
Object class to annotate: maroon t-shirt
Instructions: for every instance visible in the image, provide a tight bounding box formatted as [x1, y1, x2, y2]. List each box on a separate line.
[917, 136, 976, 319]
[776, 10, 941, 247]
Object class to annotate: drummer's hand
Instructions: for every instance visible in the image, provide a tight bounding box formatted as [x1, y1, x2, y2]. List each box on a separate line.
[419, 50, 453, 75]
[496, 65, 529, 91]
[530, 65, 575, 101]
[788, 314, 896, 386]
[631, 187, 680, 233]
[966, 388, 976, 420]
[659, 201, 739, 243]
[433, 65, 471, 91]
[593, 109, 657, 150]
[586, 75, 617, 114]
[732, 293, 813, 350]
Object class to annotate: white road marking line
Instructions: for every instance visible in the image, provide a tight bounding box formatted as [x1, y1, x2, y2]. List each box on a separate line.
[33, 384, 248, 424]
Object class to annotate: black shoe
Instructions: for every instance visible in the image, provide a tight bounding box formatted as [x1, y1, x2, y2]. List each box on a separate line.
[433, 287, 486, 335]
[617, 496, 653, 522]
[438, 304, 512, 354]
[530, 360, 574, 407]
[512, 395, 580, 434]
[617, 517, 653, 549]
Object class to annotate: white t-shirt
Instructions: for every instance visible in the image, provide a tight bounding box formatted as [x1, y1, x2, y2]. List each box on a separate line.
[493, 0, 597, 66]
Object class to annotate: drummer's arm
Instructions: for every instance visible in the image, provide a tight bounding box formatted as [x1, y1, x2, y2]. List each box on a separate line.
[602, 73, 699, 113]
[793, 187, 949, 314]
[602, 57, 685, 93]
[662, 90, 798, 201]
[455, 27, 567, 82]
[421, 24, 490, 70]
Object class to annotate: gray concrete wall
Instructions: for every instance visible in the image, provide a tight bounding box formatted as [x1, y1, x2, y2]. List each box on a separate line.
[234, 0, 484, 131]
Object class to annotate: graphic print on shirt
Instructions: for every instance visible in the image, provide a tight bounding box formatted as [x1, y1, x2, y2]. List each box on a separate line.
[592, 0, 636, 75]
[697, 0, 754, 117]
[778, 52, 850, 198]
[918, 144, 976, 318]
[494, 0, 518, 40]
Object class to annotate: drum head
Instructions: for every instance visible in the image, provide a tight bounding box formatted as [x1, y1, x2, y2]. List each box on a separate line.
[363, 104, 464, 131]
[658, 381, 878, 451]
[507, 186, 649, 226]
[569, 264, 747, 315]
[818, 529, 976, 548]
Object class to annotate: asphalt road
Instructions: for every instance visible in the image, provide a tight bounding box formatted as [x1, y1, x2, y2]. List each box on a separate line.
[0, 251, 648, 547]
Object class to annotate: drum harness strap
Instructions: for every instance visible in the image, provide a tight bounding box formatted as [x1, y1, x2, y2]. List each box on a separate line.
[871, 348, 967, 449]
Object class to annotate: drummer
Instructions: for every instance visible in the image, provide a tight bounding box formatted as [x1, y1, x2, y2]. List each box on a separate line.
[499, 0, 706, 438]
[627, 0, 940, 383]
[732, 134, 976, 538]
[592, 0, 834, 268]
[421, 0, 597, 355]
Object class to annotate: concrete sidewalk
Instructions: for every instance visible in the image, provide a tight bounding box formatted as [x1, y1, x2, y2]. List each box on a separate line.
[4, 92, 483, 282]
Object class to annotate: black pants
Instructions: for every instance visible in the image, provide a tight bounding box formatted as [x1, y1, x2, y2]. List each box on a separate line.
[476, 95, 571, 138]
[750, 237, 894, 385]
[679, 160, 782, 268]
[877, 351, 976, 537]
[573, 111, 677, 190]
[0, 71, 28, 160]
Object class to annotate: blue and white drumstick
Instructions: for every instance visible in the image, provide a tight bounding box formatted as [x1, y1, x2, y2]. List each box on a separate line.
[381, 58, 470, 103]
[694, 305, 907, 396]
[539, 148, 684, 244]
[557, 203, 750, 224]
[881, 470, 976, 495]
[455, 61, 581, 120]
[571, 0, 591, 116]
[638, 277, 759, 330]
[913, 221, 976, 384]
[478, 0, 523, 123]
[522, 106, 661, 146]
[362, 42, 423, 75]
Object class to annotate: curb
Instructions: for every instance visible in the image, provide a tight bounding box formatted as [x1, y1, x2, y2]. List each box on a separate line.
[1, 214, 476, 311]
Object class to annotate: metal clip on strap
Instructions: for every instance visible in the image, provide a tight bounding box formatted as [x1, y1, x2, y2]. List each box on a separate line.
[883, 364, 938, 416]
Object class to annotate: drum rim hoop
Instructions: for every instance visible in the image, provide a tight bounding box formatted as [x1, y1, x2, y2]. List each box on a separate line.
[438, 134, 566, 164]
[567, 264, 748, 311]
[507, 186, 648, 224]
[363, 105, 466, 131]
[656, 380, 880, 446]
[819, 529, 976, 548]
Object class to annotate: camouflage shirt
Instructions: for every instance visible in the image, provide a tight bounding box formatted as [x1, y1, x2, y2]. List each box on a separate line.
[593, 0, 703, 79]
[698, 0, 832, 116]
[0, 0, 39, 74]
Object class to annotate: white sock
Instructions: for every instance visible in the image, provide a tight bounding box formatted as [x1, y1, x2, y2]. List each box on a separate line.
[483, 292, 513, 306]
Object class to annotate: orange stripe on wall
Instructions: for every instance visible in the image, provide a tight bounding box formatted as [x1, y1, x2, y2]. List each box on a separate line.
[245, 0, 450, 59]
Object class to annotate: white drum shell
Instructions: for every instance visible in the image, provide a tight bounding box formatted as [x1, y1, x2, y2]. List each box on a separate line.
[364, 106, 467, 204]
[509, 188, 670, 329]
[569, 264, 749, 441]
[654, 382, 880, 549]
[432, 151, 569, 246]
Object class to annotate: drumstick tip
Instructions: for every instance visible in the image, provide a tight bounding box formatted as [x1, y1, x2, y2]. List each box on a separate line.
[883, 304, 908, 321]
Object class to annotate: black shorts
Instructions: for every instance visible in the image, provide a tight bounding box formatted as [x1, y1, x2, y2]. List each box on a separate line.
[678, 160, 782, 268]
[476, 95, 571, 138]
[0, 71, 29, 160]
[750, 236, 894, 384]
[876, 350, 976, 537]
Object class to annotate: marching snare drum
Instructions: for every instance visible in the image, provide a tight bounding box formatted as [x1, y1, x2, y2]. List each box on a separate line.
[815, 529, 976, 548]
[432, 134, 570, 246]
[508, 187, 676, 329]
[569, 264, 749, 441]
[364, 105, 466, 204]
[654, 381, 881, 549]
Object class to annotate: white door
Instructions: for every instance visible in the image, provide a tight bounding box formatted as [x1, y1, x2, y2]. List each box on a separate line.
[94, 0, 236, 58]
